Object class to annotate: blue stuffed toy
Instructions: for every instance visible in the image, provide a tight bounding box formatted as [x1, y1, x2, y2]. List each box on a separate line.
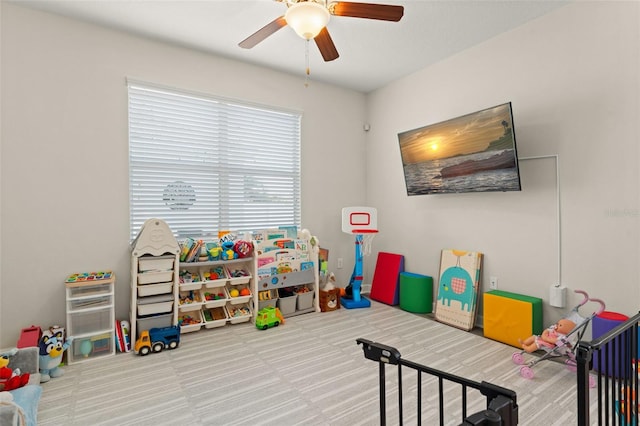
[38, 331, 73, 383]
[221, 240, 238, 260]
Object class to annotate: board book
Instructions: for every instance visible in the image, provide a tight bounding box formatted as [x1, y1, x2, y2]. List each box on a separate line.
[434, 249, 483, 331]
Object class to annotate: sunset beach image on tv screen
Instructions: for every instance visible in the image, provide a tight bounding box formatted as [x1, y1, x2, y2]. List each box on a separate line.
[398, 102, 522, 196]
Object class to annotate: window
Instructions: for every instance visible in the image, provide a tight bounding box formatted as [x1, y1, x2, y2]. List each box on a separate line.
[128, 81, 302, 240]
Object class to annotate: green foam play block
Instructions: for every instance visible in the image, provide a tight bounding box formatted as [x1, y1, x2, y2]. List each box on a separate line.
[399, 272, 433, 313]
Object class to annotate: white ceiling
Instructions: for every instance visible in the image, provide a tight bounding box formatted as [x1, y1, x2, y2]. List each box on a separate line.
[10, 0, 568, 93]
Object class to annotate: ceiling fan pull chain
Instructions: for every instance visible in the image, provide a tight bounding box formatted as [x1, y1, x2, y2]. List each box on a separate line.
[304, 39, 311, 87]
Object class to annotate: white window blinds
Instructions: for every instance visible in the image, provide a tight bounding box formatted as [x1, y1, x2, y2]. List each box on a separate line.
[128, 82, 302, 240]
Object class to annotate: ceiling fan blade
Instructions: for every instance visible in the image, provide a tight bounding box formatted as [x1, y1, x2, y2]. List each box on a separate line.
[329, 2, 404, 22]
[238, 16, 287, 49]
[314, 27, 339, 62]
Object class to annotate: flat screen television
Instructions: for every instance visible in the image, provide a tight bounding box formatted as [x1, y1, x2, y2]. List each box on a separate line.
[398, 102, 521, 195]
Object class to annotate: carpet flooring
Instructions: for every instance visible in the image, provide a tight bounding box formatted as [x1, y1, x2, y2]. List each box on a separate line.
[37, 300, 598, 425]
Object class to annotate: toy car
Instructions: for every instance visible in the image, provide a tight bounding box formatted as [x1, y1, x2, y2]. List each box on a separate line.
[134, 325, 180, 355]
[255, 306, 285, 330]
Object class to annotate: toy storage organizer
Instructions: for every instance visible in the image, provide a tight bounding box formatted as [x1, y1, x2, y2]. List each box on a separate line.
[130, 219, 181, 343]
[177, 256, 255, 332]
[253, 237, 320, 317]
[131, 223, 320, 338]
[65, 273, 116, 364]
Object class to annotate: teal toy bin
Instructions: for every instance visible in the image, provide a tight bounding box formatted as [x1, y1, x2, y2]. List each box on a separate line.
[399, 272, 433, 314]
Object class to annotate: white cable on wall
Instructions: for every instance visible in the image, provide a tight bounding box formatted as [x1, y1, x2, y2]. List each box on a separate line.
[518, 155, 561, 286]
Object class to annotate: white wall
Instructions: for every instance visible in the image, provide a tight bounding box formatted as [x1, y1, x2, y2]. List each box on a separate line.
[2, 2, 638, 349]
[0, 4, 366, 348]
[366, 1, 640, 326]
[0, 2, 3, 343]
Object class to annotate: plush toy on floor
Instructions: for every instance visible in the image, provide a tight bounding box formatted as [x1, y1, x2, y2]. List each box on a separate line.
[0, 348, 30, 391]
[38, 331, 73, 383]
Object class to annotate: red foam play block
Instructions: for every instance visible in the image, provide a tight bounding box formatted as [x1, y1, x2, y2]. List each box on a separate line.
[370, 252, 404, 305]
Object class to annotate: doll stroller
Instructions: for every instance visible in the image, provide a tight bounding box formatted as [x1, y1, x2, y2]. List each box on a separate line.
[511, 289, 605, 386]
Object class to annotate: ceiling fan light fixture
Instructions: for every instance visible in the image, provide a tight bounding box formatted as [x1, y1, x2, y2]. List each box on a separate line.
[285, 1, 330, 40]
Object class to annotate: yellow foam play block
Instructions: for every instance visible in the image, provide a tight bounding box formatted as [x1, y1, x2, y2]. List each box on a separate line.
[483, 290, 543, 348]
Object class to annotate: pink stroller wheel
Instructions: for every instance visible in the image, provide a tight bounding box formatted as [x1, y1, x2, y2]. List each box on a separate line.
[520, 366, 535, 379]
[565, 359, 577, 372]
[589, 375, 596, 388]
[512, 352, 524, 365]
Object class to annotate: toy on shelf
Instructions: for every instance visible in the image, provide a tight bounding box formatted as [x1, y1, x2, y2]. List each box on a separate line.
[179, 290, 200, 305]
[65, 271, 113, 283]
[221, 241, 238, 260]
[229, 287, 251, 298]
[202, 266, 226, 281]
[38, 330, 73, 383]
[178, 311, 203, 333]
[203, 290, 226, 301]
[228, 268, 250, 278]
[180, 238, 203, 262]
[228, 305, 251, 317]
[179, 270, 198, 284]
[178, 314, 199, 326]
[202, 306, 227, 324]
[234, 240, 253, 258]
[206, 242, 222, 260]
[257, 289, 278, 312]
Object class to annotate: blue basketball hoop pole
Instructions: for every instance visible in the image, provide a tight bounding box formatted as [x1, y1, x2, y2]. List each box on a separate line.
[342, 233, 372, 309]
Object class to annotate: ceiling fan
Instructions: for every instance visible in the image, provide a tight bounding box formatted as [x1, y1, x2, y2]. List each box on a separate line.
[239, 0, 404, 62]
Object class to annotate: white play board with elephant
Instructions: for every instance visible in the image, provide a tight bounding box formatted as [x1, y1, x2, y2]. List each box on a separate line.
[434, 249, 483, 331]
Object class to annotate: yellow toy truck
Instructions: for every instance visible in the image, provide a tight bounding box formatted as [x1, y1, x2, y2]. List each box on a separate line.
[134, 325, 180, 355]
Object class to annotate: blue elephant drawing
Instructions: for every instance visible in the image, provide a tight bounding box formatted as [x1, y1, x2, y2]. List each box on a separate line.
[438, 266, 475, 311]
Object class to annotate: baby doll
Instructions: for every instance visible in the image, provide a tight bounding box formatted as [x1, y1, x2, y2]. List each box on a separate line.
[519, 318, 576, 353]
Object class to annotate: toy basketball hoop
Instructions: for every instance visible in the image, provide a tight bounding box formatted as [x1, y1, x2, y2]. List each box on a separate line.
[342, 207, 378, 257]
[342, 206, 377, 234]
[341, 207, 378, 309]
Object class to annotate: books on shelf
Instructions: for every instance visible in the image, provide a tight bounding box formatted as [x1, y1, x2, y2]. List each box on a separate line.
[180, 238, 204, 263]
[115, 320, 131, 352]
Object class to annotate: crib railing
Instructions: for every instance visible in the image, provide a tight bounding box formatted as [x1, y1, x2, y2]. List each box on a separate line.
[576, 311, 640, 425]
[357, 338, 519, 425]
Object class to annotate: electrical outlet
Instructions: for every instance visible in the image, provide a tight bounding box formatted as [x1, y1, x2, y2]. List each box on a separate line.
[489, 276, 498, 290]
[337, 258, 343, 269]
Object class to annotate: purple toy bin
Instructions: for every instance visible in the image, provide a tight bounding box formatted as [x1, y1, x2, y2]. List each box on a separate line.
[592, 311, 630, 378]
